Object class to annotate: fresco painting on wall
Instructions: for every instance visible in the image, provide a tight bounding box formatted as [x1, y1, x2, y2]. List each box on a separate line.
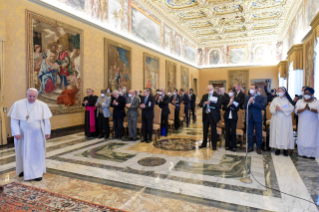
[131, 5, 160, 47]
[253, 45, 270, 63]
[228, 70, 249, 92]
[181, 66, 189, 91]
[104, 38, 131, 91]
[184, 44, 196, 63]
[305, 0, 319, 26]
[27, 11, 84, 115]
[305, 39, 314, 88]
[165, 61, 177, 91]
[228, 46, 247, 64]
[174, 34, 182, 57]
[163, 25, 173, 53]
[143, 53, 160, 94]
[209, 50, 220, 65]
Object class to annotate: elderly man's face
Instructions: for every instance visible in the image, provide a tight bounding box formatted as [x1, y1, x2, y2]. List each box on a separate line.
[113, 93, 119, 98]
[27, 91, 38, 103]
[143, 90, 149, 96]
[86, 90, 92, 96]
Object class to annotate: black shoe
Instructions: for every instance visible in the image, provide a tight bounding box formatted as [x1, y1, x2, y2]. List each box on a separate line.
[248, 147, 254, 153]
[256, 148, 261, 155]
[105, 136, 109, 140]
[225, 147, 230, 151]
[146, 140, 152, 143]
[198, 145, 206, 149]
[140, 139, 148, 143]
[212, 147, 217, 151]
[275, 149, 280, 155]
[99, 135, 105, 139]
[231, 148, 237, 152]
[19, 172, 24, 177]
[34, 177, 42, 181]
[283, 150, 288, 157]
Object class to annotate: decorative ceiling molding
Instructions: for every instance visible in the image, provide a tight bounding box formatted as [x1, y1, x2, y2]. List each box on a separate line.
[146, 0, 298, 45]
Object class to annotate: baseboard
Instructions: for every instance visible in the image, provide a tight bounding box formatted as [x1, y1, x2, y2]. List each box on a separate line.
[3, 124, 84, 148]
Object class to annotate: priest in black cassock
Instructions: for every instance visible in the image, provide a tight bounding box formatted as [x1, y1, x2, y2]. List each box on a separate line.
[82, 88, 98, 137]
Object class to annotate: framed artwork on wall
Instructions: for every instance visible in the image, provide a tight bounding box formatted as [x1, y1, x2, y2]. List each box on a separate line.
[165, 61, 177, 92]
[227, 45, 248, 64]
[209, 80, 227, 90]
[305, 39, 314, 88]
[104, 38, 131, 91]
[26, 10, 84, 115]
[228, 70, 249, 92]
[143, 53, 160, 94]
[180, 66, 189, 91]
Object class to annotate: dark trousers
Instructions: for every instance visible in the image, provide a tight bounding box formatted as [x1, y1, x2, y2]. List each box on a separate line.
[202, 114, 217, 148]
[161, 114, 169, 136]
[184, 107, 190, 127]
[98, 115, 110, 138]
[248, 118, 263, 149]
[114, 117, 124, 138]
[190, 106, 196, 123]
[174, 109, 180, 130]
[142, 117, 153, 141]
[225, 118, 237, 149]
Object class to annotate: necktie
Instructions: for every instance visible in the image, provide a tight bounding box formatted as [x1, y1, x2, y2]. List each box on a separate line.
[144, 96, 147, 104]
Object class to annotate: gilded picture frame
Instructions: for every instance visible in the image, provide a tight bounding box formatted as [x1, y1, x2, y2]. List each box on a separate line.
[104, 38, 132, 91]
[26, 10, 84, 115]
[165, 60, 177, 91]
[227, 45, 248, 64]
[143, 53, 160, 94]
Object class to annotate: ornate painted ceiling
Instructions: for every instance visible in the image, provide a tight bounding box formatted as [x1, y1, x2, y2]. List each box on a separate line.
[136, 0, 301, 46]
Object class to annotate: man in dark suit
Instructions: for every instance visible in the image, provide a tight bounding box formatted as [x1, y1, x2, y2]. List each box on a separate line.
[110, 90, 126, 139]
[169, 88, 181, 130]
[189, 88, 196, 124]
[198, 85, 222, 150]
[244, 85, 265, 154]
[180, 88, 190, 127]
[156, 89, 170, 136]
[140, 88, 154, 143]
[234, 84, 246, 109]
[220, 87, 229, 106]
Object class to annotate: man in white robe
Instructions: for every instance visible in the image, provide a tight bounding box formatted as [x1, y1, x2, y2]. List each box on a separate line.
[7, 88, 52, 181]
[269, 87, 294, 156]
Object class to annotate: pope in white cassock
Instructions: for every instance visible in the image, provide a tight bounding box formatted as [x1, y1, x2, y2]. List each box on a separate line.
[7, 88, 52, 181]
[269, 87, 294, 157]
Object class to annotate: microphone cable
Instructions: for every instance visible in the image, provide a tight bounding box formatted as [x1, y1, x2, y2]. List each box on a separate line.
[244, 97, 318, 207]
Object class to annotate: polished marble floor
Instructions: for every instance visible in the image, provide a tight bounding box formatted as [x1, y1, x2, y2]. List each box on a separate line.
[0, 113, 319, 212]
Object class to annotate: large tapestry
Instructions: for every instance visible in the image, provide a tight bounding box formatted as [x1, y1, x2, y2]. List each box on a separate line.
[104, 38, 131, 90]
[26, 11, 84, 115]
[143, 53, 160, 94]
[305, 39, 314, 87]
[165, 61, 177, 91]
[180, 66, 189, 91]
[228, 70, 249, 92]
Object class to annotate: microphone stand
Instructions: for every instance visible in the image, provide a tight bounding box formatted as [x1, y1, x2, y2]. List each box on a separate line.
[240, 98, 253, 184]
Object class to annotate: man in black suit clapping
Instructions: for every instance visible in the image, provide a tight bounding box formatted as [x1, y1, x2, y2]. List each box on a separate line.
[180, 88, 190, 127]
[198, 85, 222, 150]
[140, 88, 155, 143]
[110, 90, 126, 139]
[156, 88, 170, 136]
[234, 84, 246, 109]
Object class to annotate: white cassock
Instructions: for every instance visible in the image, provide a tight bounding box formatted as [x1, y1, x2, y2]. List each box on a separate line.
[295, 99, 319, 158]
[7, 99, 52, 180]
[269, 97, 294, 149]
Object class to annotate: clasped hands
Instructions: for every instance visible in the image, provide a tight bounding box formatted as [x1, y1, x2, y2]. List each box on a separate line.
[140, 103, 146, 108]
[203, 101, 210, 106]
[248, 98, 254, 104]
[113, 100, 118, 106]
[83, 100, 88, 105]
[126, 103, 131, 108]
[275, 105, 282, 112]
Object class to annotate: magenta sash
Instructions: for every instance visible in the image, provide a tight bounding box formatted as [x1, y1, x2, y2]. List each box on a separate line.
[86, 106, 96, 133]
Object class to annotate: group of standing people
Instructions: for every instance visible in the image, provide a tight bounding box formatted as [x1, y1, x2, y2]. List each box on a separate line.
[82, 87, 197, 143]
